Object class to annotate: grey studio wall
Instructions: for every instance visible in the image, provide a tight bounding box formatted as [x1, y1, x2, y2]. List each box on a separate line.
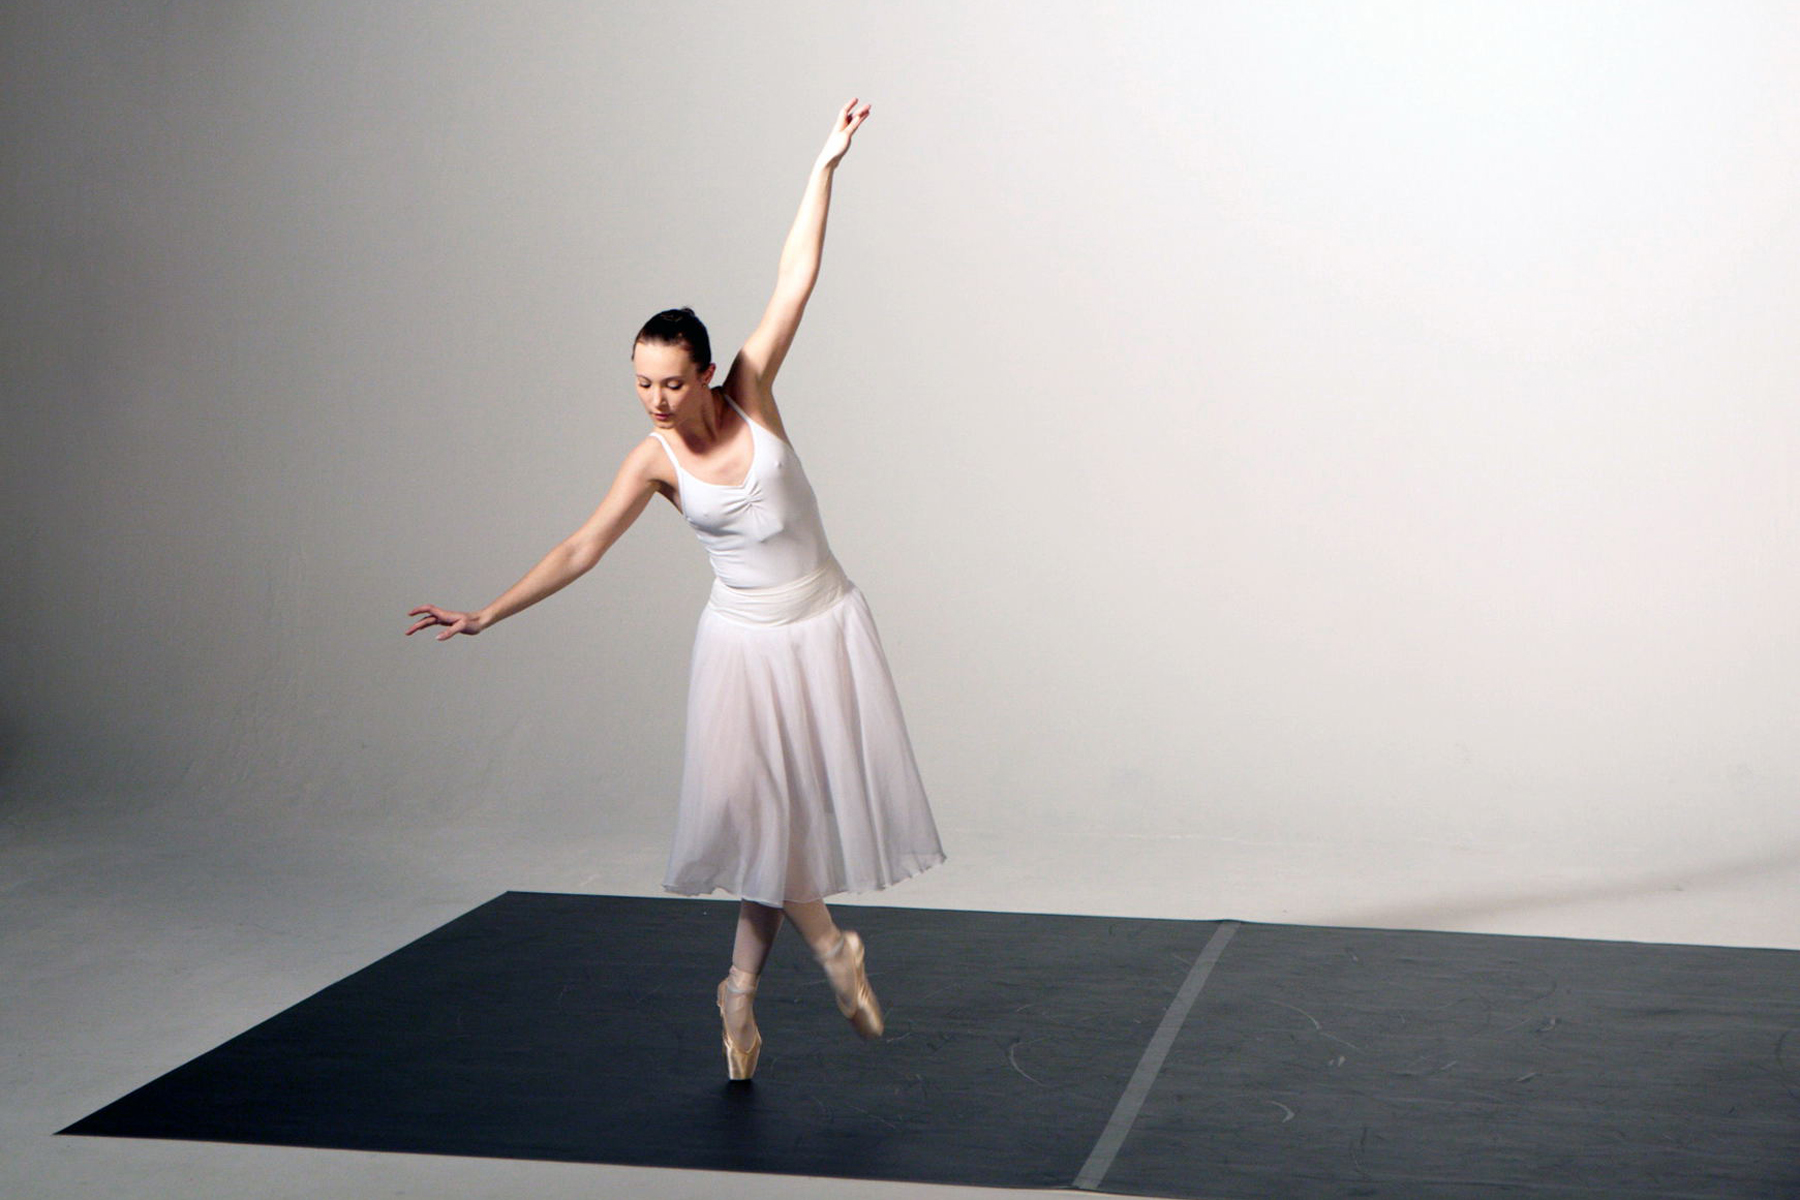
[3, 3, 1796, 898]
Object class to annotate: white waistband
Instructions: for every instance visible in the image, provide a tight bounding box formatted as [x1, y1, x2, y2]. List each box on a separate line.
[706, 556, 851, 626]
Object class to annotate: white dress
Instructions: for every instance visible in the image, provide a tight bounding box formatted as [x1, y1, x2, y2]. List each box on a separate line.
[652, 393, 945, 906]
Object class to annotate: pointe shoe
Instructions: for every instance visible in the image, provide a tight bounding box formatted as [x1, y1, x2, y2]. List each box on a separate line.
[716, 966, 762, 1081]
[814, 929, 884, 1039]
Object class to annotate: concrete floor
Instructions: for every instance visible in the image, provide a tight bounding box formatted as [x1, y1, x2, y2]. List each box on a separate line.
[8, 775, 1799, 1200]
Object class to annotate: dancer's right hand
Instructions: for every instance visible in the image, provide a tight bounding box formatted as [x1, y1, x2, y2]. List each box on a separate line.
[406, 604, 488, 640]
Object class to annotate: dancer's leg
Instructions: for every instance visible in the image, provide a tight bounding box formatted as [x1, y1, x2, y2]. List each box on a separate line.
[785, 897, 884, 1037]
[723, 900, 783, 1048]
[734, 900, 785, 974]
[780, 897, 843, 956]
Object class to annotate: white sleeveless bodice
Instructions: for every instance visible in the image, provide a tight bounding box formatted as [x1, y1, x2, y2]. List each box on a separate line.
[651, 395, 836, 591]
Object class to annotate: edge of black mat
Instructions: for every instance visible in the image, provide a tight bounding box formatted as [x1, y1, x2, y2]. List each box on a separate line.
[602, 890, 1800, 955]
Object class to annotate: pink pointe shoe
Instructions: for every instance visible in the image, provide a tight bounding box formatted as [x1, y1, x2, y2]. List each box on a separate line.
[815, 929, 884, 1039]
[716, 966, 762, 1081]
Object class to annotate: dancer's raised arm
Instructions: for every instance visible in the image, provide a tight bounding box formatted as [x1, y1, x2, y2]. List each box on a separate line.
[726, 98, 871, 399]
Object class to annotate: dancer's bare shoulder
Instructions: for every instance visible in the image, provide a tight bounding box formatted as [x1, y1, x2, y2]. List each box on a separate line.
[720, 370, 792, 446]
[561, 437, 678, 565]
[628, 432, 682, 509]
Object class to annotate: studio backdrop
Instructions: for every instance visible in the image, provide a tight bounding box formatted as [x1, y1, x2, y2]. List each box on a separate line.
[3, 1, 1795, 895]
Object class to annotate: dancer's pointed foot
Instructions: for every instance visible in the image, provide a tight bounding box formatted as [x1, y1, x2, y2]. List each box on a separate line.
[814, 929, 884, 1039]
[717, 965, 762, 1080]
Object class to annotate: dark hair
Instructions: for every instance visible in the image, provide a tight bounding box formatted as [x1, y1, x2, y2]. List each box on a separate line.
[633, 307, 711, 372]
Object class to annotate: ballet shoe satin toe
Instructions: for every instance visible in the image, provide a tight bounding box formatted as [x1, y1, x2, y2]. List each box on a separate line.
[717, 967, 762, 1081]
[815, 929, 884, 1039]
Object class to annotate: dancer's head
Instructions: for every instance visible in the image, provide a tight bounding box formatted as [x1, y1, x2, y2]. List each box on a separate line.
[633, 307, 715, 427]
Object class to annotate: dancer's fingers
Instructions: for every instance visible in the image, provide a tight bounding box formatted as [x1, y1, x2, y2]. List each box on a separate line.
[405, 605, 445, 635]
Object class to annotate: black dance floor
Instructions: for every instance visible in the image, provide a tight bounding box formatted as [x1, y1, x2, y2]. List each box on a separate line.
[63, 892, 1800, 1197]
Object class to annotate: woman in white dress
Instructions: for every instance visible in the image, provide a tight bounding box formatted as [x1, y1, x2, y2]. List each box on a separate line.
[407, 99, 945, 1082]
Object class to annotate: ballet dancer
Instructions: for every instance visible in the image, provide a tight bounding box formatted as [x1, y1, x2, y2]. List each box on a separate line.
[407, 98, 945, 1081]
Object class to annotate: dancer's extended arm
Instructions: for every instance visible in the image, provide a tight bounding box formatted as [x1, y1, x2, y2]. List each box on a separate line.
[727, 98, 871, 397]
[405, 440, 662, 640]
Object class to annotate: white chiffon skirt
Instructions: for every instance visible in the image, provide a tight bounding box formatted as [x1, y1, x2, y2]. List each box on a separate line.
[661, 556, 947, 906]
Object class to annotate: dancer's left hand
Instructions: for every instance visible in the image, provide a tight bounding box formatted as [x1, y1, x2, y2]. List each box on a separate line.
[820, 97, 871, 167]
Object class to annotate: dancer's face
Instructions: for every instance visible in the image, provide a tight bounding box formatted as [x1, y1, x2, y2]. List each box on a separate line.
[634, 340, 714, 428]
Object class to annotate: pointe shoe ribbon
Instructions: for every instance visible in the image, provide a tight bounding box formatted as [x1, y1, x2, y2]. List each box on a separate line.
[814, 930, 884, 1039]
[717, 966, 762, 1080]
